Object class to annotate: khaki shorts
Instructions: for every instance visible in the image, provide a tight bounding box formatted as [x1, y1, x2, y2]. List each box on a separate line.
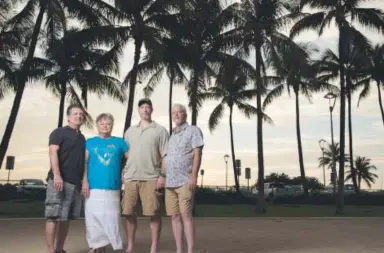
[122, 180, 162, 216]
[165, 184, 194, 216]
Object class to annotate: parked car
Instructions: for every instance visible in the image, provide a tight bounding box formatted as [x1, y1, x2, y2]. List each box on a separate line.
[251, 182, 299, 200]
[16, 179, 47, 194]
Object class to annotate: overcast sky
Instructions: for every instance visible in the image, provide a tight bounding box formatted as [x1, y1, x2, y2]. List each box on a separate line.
[0, 0, 383, 189]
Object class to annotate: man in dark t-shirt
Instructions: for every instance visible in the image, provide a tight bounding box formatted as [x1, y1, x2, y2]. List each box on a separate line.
[45, 104, 86, 253]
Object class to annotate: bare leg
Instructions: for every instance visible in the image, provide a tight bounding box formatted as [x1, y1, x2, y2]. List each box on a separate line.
[55, 221, 70, 252]
[46, 221, 57, 253]
[125, 215, 137, 253]
[171, 215, 183, 253]
[182, 214, 195, 253]
[149, 215, 162, 253]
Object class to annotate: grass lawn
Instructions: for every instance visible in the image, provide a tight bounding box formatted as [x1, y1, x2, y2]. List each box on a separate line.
[1, 199, 384, 218]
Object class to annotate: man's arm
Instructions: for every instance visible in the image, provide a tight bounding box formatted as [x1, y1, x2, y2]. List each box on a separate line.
[190, 126, 204, 181]
[48, 129, 64, 191]
[191, 148, 203, 179]
[159, 128, 169, 177]
[49, 145, 61, 177]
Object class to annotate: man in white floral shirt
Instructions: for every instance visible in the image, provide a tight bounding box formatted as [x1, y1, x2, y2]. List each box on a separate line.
[164, 103, 204, 253]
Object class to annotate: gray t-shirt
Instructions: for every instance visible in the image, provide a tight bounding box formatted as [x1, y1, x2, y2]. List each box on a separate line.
[165, 123, 204, 188]
[46, 126, 86, 188]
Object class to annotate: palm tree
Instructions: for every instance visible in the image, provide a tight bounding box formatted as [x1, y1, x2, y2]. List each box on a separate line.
[172, 0, 236, 126]
[345, 156, 378, 190]
[114, 0, 174, 132]
[203, 57, 272, 193]
[357, 44, 384, 126]
[263, 42, 337, 195]
[291, 0, 384, 214]
[44, 28, 125, 128]
[318, 142, 350, 185]
[0, 2, 27, 100]
[0, 0, 118, 168]
[138, 37, 189, 133]
[221, 0, 303, 212]
[314, 36, 371, 193]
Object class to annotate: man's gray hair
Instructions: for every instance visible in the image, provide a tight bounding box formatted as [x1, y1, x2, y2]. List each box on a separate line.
[172, 103, 188, 114]
[96, 113, 114, 124]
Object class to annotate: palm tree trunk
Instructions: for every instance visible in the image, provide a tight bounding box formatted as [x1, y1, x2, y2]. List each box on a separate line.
[336, 25, 346, 214]
[0, 6, 45, 168]
[123, 38, 143, 133]
[255, 47, 266, 213]
[58, 82, 67, 127]
[346, 78, 359, 193]
[190, 67, 199, 126]
[168, 73, 174, 134]
[376, 80, 384, 126]
[229, 104, 240, 193]
[358, 174, 361, 190]
[81, 86, 88, 109]
[294, 90, 308, 195]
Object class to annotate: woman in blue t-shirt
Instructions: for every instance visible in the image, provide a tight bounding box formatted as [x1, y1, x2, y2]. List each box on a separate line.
[82, 113, 129, 253]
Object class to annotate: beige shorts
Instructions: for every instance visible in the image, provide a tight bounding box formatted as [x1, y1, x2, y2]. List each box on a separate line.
[165, 184, 194, 216]
[122, 180, 162, 216]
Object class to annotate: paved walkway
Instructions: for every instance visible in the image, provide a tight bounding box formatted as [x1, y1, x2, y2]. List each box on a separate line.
[0, 218, 383, 253]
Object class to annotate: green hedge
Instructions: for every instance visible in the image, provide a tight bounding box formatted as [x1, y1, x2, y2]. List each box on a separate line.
[194, 187, 256, 205]
[273, 193, 384, 206]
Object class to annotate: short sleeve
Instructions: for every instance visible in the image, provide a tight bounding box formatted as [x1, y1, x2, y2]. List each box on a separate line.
[48, 128, 63, 146]
[191, 126, 204, 150]
[121, 138, 129, 153]
[159, 128, 169, 157]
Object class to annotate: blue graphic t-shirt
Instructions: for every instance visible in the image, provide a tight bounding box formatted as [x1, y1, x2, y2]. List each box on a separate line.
[86, 136, 129, 190]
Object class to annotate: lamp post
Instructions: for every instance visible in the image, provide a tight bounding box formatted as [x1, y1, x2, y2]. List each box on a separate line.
[324, 92, 337, 195]
[224, 154, 229, 190]
[318, 139, 326, 186]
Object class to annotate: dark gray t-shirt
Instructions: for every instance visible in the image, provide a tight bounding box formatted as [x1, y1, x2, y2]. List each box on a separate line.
[46, 126, 86, 188]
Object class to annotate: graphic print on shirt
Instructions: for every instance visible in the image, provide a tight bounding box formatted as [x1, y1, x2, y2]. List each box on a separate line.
[94, 144, 116, 167]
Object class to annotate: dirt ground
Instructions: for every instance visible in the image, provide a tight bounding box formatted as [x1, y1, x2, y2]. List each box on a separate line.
[0, 218, 383, 253]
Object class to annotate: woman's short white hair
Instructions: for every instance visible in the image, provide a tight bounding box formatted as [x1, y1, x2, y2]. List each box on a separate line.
[172, 103, 187, 114]
[96, 113, 114, 124]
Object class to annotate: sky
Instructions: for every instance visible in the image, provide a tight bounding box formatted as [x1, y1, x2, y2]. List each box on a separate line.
[0, 0, 384, 189]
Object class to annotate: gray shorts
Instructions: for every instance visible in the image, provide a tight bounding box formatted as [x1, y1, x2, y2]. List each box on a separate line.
[44, 179, 83, 221]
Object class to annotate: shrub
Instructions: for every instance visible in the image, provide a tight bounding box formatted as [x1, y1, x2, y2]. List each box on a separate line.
[273, 193, 384, 206]
[194, 187, 256, 205]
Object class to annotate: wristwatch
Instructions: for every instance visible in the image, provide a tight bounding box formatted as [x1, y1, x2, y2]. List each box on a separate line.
[160, 172, 166, 178]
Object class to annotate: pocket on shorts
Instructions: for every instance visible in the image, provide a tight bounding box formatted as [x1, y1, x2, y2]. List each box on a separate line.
[45, 183, 63, 219]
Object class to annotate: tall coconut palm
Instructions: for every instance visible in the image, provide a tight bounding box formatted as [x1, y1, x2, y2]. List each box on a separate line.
[0, 0, 119, 168]
[203, 56, 272, 193]
[291, 0, 384, 214]
[114, 0, 176, 132]
[263, 42, 337, 195]
[0, 2, 27, 100]
[138, 37, 189, 133]
[318, 142, 350, 184]
[220, 0, 303, 212]
[44, 28, 125, 128]
[357, 44, 384, 126]
[314, 35, 371, 193]
[171, 0, 237, 126]
[345, 156, 378, 190]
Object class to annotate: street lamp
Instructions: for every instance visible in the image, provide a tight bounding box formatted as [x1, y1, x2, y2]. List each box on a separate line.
[318, 139, 326, 186]
[324, 92, 337, 195]
[224, 154, 230, 190]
